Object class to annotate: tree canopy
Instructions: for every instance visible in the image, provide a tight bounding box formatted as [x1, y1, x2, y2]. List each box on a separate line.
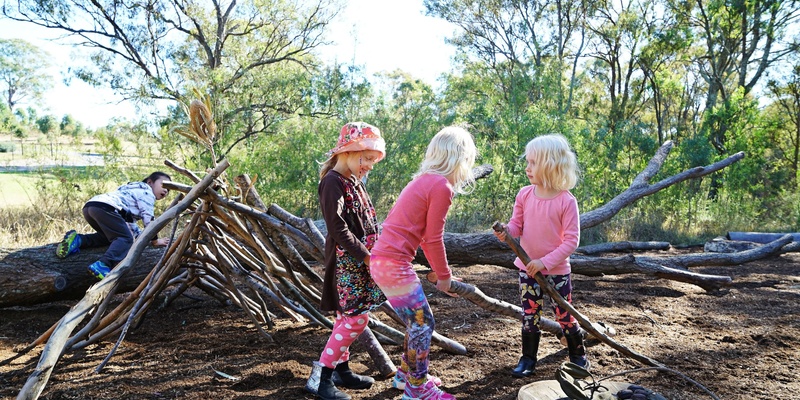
[3, 0, 800, 240]
[0, 38, 51, 113]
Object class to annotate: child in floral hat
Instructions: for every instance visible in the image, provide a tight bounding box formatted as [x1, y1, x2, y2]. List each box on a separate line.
[305, 122, 387, 400]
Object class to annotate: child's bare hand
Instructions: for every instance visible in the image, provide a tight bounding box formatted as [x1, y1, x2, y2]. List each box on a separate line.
[435, 276, 461, 297]
[525, 259, 545, 277]
[152, 238, 170, 247]
[493, 224, 507, 241]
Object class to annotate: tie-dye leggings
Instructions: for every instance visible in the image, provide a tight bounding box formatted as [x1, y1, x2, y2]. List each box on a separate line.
[370, 255, 434, 386]
[317, 312, 370, 368]
[519, 271, 581, 335]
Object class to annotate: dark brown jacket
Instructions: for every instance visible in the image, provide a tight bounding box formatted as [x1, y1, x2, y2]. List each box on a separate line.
[318, 171, 372, 312]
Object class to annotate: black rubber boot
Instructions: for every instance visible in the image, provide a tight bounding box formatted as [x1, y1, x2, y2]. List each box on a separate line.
[511, 331, 540, 377]
[317, 366, 351, 400]
[332, 361, 374, 389]
[565, 330, 591, 370]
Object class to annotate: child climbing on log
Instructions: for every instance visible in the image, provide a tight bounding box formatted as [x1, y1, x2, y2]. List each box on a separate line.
[305, 122, 388, 400]
[370, 126, 477, 400]
[492, 134, 589, 378]
[55, 171, 172, 279]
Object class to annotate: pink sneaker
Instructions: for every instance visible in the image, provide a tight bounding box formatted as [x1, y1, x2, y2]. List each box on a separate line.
[401, 379, 455, 400]
[392, 368, 442, 391]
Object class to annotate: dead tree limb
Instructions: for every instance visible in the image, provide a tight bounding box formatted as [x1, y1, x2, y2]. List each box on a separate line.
[444, 278, 615, 341]
[580, 142, 744, 229]
[575, 241, 671, 255]
[414, 234, 733, 291]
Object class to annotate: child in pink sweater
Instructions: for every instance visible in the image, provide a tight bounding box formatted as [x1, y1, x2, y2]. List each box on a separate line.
[493, 134, 588, 378]
[370, 126, 477, 400]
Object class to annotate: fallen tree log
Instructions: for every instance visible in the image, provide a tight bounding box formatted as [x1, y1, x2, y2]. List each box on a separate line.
[575, 241, 671, 255]
[726, 231, 800, 243]
[0, 246, 165, 308]
[412, 234, 735, 292]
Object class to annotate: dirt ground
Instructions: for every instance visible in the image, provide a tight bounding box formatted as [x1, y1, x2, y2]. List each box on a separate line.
[1, 247, 799, 400]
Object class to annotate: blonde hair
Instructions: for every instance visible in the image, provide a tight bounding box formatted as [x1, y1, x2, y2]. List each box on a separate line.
[319, 154, 340, 179]
[415, 126, 477, 194]
[525, 134, 579, 191]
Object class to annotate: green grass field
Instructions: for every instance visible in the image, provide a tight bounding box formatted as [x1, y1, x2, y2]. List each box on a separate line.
[0, 173, 41, 208]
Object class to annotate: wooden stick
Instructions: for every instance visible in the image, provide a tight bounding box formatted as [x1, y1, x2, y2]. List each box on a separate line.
[491, 221, 664, 368]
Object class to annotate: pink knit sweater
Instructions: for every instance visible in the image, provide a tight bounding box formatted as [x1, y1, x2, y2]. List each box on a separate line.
[506, 185, 580, 275]
[371, 173, 453, 280]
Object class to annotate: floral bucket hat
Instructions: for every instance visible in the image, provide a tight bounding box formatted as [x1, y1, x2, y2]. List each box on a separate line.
[326, 122, 386, 162]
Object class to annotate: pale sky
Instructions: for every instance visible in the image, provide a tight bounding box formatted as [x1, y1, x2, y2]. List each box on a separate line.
[0, 0, 457, 129]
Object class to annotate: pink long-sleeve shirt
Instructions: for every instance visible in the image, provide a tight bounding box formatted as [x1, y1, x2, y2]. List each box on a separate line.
[506, 185, 580, 275]
[371, 173, 453, 280]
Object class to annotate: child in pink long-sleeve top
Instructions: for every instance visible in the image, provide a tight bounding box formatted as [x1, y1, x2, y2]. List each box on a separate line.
[493, 134, 589, 378]
[370, 126, 477, 400]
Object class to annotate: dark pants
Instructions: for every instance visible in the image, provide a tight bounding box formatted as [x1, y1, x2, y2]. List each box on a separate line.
[519, 271, 580, 335]
[80, 202, 134, 267]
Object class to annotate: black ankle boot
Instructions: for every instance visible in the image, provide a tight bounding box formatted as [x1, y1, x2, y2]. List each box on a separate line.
[565, 330, 591, 370]
[332, 361, 374, 389]
[511, 331, 540, 377]
[317, 366, 351, 400]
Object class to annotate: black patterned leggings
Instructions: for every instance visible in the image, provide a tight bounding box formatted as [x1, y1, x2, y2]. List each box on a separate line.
[519, 271, 580, 335]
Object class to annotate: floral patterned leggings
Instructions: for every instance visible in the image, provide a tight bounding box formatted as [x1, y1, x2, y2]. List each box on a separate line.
[519, 271, 581, 335]
[370, 255, 435, 386]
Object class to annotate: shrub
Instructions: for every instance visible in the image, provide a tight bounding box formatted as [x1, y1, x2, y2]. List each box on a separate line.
[0, 142, 15, 152]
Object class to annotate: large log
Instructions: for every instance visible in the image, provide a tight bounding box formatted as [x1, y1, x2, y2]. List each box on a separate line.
[0, 245, 165, 308]
[726, 231, 800, 243]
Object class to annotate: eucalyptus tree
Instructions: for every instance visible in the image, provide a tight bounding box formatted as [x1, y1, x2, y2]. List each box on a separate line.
[364, 71, 439, 212]
[624, 0, 695, 144]
[35, 114, 58, 135]
[423, 0, 593, 213]
[424, 0, 591, 115]
[672, 0, 800, 154]
[2, 0, 342, 160]
[583, 0, 688, 141]
[767, 63, 800, 186]
[0, 38, 52, 113]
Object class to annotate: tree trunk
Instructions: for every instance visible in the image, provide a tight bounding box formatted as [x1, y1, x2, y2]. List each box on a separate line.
[726, 232, 800, 243]
[0, 245, 165, 308]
